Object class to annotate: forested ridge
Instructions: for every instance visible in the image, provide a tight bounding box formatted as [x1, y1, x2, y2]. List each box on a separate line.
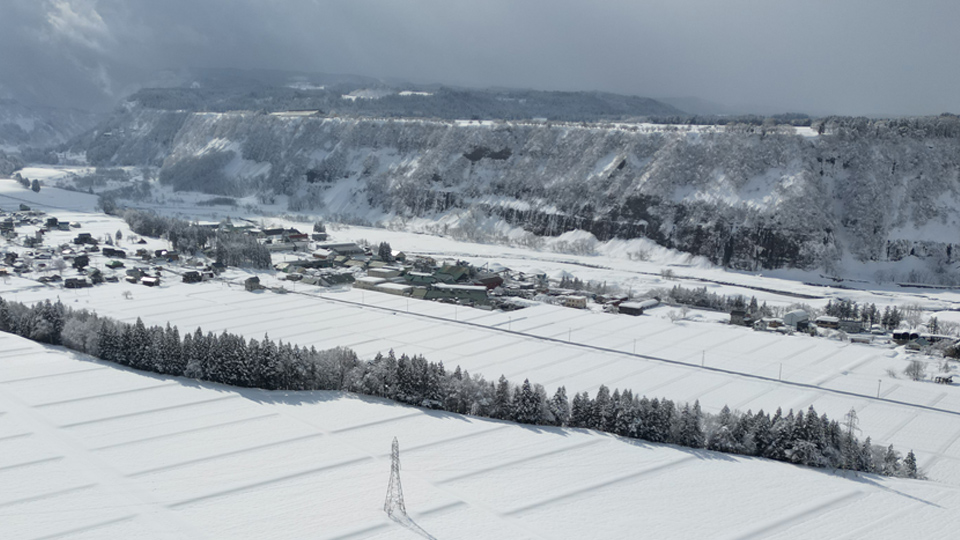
[0, 295, 920, 479]
[74, 107, 960, 283]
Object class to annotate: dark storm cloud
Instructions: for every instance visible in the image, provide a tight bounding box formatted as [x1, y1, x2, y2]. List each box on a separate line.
[2, 0, 958, 115]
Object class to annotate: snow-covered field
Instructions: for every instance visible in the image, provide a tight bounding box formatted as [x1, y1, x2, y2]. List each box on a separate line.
[6, 178, 960, 537]
[4, 332, 960, 540]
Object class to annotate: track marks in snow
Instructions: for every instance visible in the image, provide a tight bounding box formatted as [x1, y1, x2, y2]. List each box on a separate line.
[0, 432, 32, 443]
[719, 490, 866, 540]
[504, 455, 698, 515]
[439, 438, 603, 484]
[29, 516, 137, 540]
[90, 412, 280, 451]
[60, 395, 240, 428]
[168, 456, 372, 508]
[0, 366, 108, 385]
[0, 455, 63, 472]
[401, 425, 512, 456]
[0, 484, 97, 510]
[330, 411, 425, 434]
[33, 382, 181, 408]
[129, 432, 325, 477]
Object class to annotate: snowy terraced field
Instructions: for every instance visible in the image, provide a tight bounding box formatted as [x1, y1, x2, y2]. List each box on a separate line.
[6, 278, 960, 485]
[3, 332, 960, 540]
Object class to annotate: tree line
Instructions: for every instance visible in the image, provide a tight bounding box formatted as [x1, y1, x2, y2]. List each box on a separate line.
[122, 209, 271, 269]
[0, 295, 919, 479]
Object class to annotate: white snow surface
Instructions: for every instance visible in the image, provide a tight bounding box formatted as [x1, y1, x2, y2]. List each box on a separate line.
[6, 181, 960, 537]
[3, 333, 960, 540]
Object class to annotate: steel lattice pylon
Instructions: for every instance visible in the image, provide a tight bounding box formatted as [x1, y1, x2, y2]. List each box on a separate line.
[384, 437, 406, 516]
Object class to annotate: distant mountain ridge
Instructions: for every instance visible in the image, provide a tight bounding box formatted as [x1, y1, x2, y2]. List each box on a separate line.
[124, 75, 684, 122]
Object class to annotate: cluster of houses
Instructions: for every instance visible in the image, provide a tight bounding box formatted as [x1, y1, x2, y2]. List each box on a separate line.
[267, 238, 671, 316]
[0, 204, 201, 289]
[270, 240, 500, 306]
[196, 220, 322, 251]
[730, 306, 960, 353]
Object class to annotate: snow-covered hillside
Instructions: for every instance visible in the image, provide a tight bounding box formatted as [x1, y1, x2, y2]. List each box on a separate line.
[4, 332, 960, 540]
[0, 100, 98, 152]
[73, 109, 960, 282]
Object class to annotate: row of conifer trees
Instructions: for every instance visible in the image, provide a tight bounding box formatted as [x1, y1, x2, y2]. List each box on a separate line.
[0, 295, 919, 478]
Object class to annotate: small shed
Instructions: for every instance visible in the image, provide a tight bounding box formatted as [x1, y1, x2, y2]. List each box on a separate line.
[244, 276, 262, 292]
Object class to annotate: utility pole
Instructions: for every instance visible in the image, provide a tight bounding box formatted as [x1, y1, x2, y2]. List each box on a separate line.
[384, 437, 406, 516]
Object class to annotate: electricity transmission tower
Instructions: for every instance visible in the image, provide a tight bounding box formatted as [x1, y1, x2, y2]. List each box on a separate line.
[384, 437, 406, 516]
[844, 407, 861, 437]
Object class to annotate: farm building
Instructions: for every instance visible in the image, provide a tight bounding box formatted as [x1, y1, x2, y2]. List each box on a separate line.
[434, 264, 471, 283]
[354, 276, 386, 290]
[64, 277, 90, 289]
[424, 283, 488, 304]
[783, 310, 809, 329]
[619, 299, 659, 316]
[315, 242, 366, 256]
[368, 266, 403, 279]
[404, 271, 436, 285]
[729, 308, 752, 326]
[838, 319, 864, 333]
[374, 282, 414, 296]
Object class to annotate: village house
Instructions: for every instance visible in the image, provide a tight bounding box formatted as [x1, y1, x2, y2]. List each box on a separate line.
[354, 276, 386, 290]
[562, 295, 588, 309]
[814, 315, 840, 329]
[64, 277, 90, 289]
[368, 266, 403, 279]
[619, 299, 660, 316]
[424, 283, 489, 304]
[404, 271, 436, 285]
[315, 242, 366, 256]
[373, 282, 414, 296]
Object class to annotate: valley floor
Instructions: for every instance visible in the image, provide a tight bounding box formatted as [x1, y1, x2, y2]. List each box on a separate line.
[5, 177, 960, 537]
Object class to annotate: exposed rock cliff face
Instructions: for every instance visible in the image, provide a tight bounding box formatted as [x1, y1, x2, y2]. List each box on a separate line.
[79, 109, 960, 276]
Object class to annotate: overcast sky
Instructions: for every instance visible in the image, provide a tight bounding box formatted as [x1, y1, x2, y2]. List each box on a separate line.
[2, 0, 958, 116]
